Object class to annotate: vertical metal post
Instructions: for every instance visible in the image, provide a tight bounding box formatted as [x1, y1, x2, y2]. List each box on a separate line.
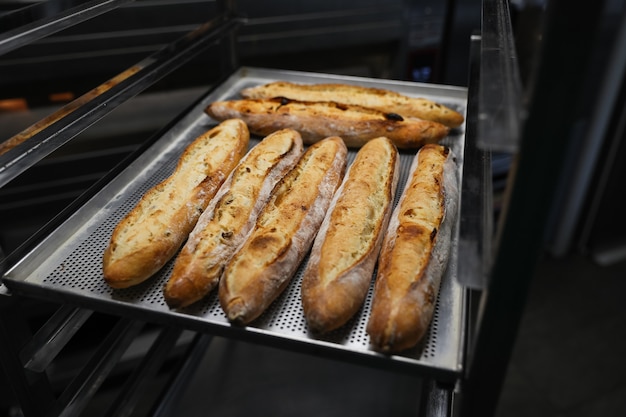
[462, 0, 608, 416]
[420, 380, 454, 417]
[436, 0, 458, 84]
[216, 0, 240, 76]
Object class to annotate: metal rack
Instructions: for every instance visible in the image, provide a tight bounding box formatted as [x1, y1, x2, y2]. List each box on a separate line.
[2, 66, 469, 385]
[0, 0, 558, 416]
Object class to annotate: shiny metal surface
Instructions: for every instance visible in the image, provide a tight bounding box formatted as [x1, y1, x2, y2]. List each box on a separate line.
[457, 34, 492, 290]
[478, 0, 523, 152]
[3, 67, 468, 381]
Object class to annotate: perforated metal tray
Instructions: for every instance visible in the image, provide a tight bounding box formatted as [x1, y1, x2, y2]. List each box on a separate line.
[3, 67, 468, 381]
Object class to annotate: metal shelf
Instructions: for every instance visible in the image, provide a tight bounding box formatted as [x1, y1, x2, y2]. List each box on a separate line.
[3, 67, 469, 382]
[0, 2, 500, 416]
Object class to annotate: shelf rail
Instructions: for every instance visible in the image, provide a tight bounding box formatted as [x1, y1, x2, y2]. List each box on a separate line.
[0, 11, 242, 189]
[0, 0, 135, 56]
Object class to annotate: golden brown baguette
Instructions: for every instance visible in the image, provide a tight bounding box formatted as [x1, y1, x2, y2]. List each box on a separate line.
[205, 98, 449, 149]
[102, 119, 249, 289]
[240, 81, 464, 128]
[301, 137, 399, 333]
[219, 136, 348, 324]
[366, 144, 459, 353]
[163, 129, 304, 309]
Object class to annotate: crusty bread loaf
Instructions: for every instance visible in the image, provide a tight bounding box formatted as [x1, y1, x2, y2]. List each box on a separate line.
[240, 81, 464, 128]
[102, 119, 249, 289]
[366, 144, 459, 353]
[219, 136, 348, 324]
[205, 98, 449, 149]
[301, 137, 399, 333]
[163, 129, 304, 309]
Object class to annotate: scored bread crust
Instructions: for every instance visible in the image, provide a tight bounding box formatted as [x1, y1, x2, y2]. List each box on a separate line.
[219, 136, 348, 325]
[205, 98, 449, 149]
[163, 129, 304, 309]
[301, 137, 399, 334]
[102, 119, 249, 289]
[240, 81, 465, 128]
[366, 144, 459, 353]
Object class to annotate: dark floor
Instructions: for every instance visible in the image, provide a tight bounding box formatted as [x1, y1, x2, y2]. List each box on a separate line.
[495, 253, 626, 417]
[154, 253, 626, 417]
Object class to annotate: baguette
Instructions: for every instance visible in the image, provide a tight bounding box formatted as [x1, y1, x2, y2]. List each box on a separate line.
[205, 98, 449, 149]
[219, 136, 348, 324]
[240, 81, 464, 128]
[366, 144, 459, 353]
[301, 137, 399, 333]
[102, 119, 249, 289]
[163, 129, 304, 309]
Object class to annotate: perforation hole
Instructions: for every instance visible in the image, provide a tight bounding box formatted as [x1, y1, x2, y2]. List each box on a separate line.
[43, 150, 183, 306]
[262, 265, 307, 334]
[418, 284, 444, 359]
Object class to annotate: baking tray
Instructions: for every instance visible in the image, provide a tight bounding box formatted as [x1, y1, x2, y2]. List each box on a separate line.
[2, 67, 468, 381]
